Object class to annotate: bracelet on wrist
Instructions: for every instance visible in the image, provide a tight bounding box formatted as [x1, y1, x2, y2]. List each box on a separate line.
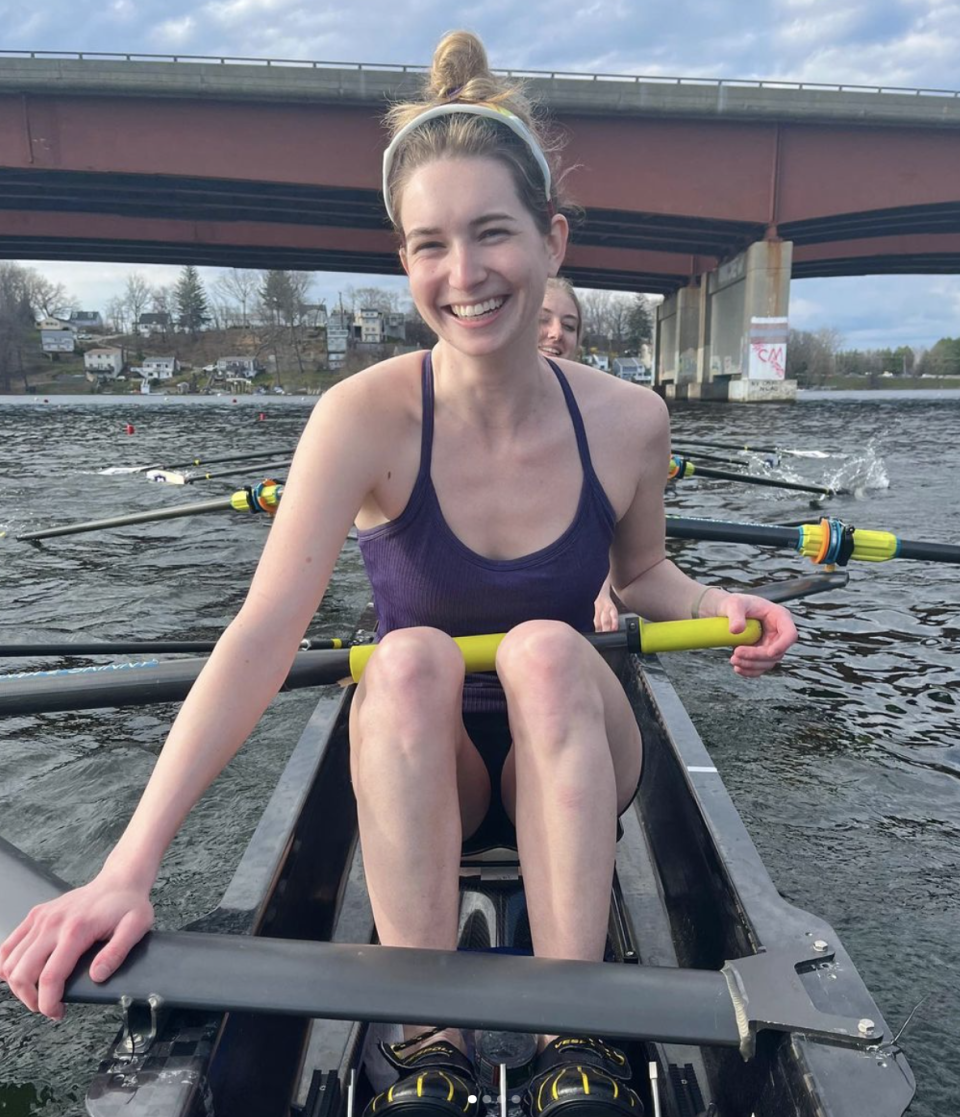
[691, 587, 712, 619]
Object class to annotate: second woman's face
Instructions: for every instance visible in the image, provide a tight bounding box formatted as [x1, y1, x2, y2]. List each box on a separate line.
[398, 156, 567, 359]
[538, 289, 580, 359]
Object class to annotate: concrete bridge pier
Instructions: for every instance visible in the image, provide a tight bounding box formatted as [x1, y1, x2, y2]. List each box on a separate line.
[655, 240, 797, 403]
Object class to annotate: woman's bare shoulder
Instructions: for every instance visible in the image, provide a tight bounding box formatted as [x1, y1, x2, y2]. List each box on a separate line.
[560, 360, 668, 432]
[309, 351, 425, 428]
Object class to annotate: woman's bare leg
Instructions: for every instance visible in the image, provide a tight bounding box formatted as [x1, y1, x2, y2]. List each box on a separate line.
[349, 627, 491, 1051]
[496, 620, 642, 964]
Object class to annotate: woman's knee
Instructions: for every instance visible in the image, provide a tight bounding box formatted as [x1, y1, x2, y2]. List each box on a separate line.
[496, 621, 603, 722]
[350, 628, 465, 777]
[363, 627, 465, 701]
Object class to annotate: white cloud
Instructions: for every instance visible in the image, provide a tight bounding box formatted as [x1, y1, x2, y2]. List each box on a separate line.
[151, 15, 197, 48]
[787, 295, 825, 326]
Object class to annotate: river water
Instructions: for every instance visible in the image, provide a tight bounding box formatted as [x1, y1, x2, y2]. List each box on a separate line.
[0, 392, 957, 1116]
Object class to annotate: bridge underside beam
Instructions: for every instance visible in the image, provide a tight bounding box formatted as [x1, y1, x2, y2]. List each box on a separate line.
[0, 208, 699, 291]
[792, 232, 960, 277]
[2, 207, 958, 289]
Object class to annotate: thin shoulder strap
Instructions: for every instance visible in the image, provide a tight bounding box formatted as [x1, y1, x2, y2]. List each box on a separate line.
[418, 351, 435, 481]
[546, 359, 596, 474]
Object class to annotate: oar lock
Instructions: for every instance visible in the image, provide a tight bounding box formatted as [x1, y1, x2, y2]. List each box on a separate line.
[236, 481, 283, 517]
[668, 454, 694, 480]
[806, 518, 858, 566]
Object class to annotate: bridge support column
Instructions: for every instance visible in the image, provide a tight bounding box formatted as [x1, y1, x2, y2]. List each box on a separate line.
[702, 239, 796, 402]
[654, 283, 702, 401]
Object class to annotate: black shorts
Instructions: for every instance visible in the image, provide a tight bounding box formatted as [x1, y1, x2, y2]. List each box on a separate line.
[460, 711, 642, 854]
[462, 711, 517, 853]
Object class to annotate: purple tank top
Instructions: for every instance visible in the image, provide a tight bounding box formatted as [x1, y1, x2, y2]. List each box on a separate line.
[357, 353, 616, 712]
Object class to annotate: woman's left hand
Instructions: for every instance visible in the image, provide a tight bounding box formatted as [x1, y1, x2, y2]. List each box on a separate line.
[718, 593, 798, 677]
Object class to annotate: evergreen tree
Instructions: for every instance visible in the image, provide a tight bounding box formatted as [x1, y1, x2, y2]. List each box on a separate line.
[175, 266, 209, 335]
[624, 294, 654, 355]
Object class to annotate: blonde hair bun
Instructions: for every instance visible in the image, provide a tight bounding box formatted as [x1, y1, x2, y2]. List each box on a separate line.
[429, 31, 498, 103]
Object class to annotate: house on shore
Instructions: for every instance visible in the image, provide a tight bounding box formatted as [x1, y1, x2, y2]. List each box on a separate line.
[215, 356, 261, 379]
[141, 356, 179, 381]
[41, 330, 76, 354]
[612, 357, 652, 385]
[138, 312, 171, 337]
[69, 311, 103, 333]
[84, 347, 125, 378]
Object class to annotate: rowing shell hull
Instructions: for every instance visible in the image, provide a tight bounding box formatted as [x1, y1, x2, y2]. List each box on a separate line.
[2, 652, 915, 1117]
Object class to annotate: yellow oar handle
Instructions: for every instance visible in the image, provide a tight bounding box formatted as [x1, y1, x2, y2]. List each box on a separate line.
[640, 616, 761, 653]
[347, 619, 761, 681]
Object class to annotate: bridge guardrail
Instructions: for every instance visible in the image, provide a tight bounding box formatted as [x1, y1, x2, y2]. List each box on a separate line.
[0, 49, 958, 99]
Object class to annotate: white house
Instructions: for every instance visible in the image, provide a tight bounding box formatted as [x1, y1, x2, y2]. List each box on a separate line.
[355, 308, 384, 345]
[302, 303, 328, 329]
[612, 357, 652, 385]
[138, 313, 171, 337]
[383, 312, 407, 342]
[41, 330, 75, 354]
[84, 347, 124, 377]
[142, 356, 179, 381]
[215, 356, 260, 378]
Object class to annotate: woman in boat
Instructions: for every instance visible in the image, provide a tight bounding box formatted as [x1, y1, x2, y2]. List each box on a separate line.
[1, 29, 797, 1116]
[537, 277, 620, 634]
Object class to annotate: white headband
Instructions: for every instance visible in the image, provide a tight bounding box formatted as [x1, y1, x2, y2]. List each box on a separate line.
[381, 103, 553, 227]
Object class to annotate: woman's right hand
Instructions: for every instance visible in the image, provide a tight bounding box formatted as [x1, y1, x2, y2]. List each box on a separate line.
[0, 877, 154, 1020]
[593, 575, 619, 633]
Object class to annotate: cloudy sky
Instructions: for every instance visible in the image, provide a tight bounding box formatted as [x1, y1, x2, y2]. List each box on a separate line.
[4, 0, 960, 350]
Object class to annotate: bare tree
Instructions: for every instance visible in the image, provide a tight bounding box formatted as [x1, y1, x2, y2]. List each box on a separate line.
[150, 285, 176, 341]
[105, 296, 128, 334]
[24, 274, 71, 319]
[606, 293, 633, 352]
[214, 268, 260, 327]
[124, 273, 152, 335]
[345, 285, 402, 314]
[578, 288, 639, 352]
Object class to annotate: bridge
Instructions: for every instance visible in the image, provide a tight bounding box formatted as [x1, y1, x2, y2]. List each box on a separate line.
[2, 52, 959, 400]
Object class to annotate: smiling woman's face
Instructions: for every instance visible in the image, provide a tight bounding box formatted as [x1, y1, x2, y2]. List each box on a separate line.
[398, 156, 566, 360]
[538, 287, 581, 359]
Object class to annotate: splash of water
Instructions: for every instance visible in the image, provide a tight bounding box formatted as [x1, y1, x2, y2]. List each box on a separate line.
[825, 438, 889, 497]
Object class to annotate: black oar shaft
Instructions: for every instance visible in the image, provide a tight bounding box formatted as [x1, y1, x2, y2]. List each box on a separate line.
[896, 539, 960, 563]
[667, 516, 800, 549]
[184, 459, 292, 483]
[670, 448, 745, 467]
[0, 636, 340, 657]
[0, 648, 353, 716]
[177, 448, 294, 469]
[0, 837, 738, 1046]
[0, 641, 219, 656]
[687, 463, 834, 497]
[667, 515, 960, 565]
[672, 437, 783, 454]
[18, 497, 238, 541]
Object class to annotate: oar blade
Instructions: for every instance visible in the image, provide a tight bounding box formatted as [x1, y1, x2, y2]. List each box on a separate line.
[752, 571, 849, 603]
